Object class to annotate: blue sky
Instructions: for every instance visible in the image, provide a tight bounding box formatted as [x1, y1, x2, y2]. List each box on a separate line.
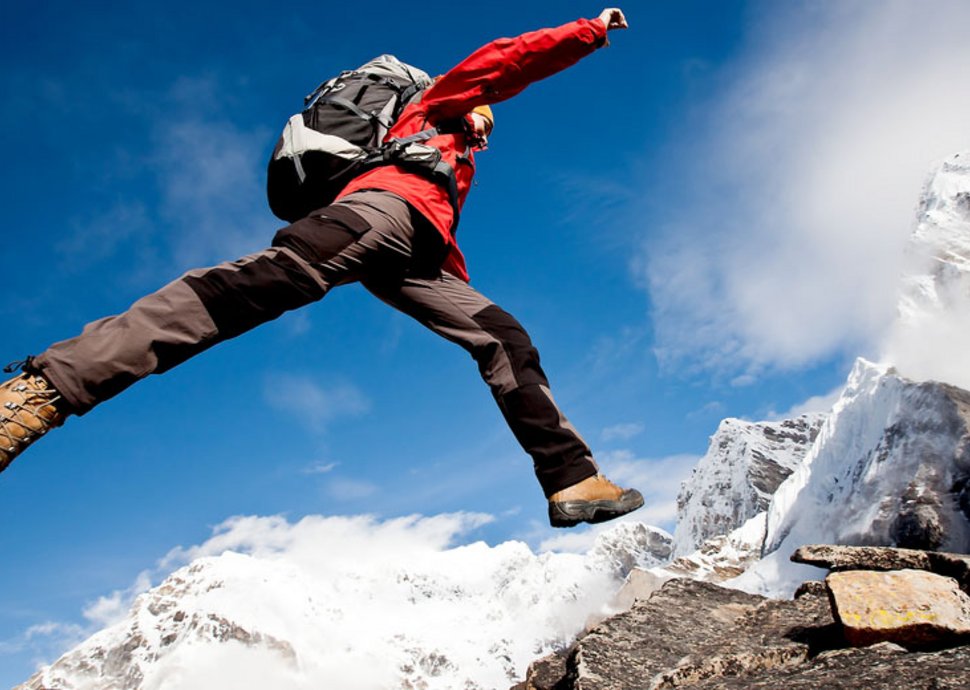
[3, 0, 970, 683]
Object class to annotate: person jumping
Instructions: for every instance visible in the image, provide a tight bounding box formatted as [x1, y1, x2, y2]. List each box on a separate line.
[0, 8, 643, 528]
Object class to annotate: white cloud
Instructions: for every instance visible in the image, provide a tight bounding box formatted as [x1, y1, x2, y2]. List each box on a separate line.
[642, 0, 970, 377]
[82, 570, 153, 629]
[884, 305, 970, 390]
[159, 513, 496, 572]
[769, 384, 844, 420]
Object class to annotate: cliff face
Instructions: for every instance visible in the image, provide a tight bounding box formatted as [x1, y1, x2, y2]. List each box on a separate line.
[673, 415, 825, 557]
[654, 360, 970, 595]
[764, 361, 970, 554]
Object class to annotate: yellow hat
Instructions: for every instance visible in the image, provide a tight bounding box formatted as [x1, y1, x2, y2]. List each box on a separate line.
[471, 104, 494, 131]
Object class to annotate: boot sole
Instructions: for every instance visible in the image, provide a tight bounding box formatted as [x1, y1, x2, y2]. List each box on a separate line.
[548, 489, 645, 528]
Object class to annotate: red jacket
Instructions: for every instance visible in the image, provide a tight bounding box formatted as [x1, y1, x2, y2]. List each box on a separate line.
[337, 17, 608, 281]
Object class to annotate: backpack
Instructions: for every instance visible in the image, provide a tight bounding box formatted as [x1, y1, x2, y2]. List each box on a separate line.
[266, 55, 435, 223]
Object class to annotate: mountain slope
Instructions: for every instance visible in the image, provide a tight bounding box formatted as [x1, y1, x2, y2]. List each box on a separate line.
[673, 414, 825, 556]
[17, 515, 671, 690]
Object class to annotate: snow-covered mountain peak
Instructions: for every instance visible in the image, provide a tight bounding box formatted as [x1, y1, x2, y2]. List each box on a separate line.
[886, 151, 970, 389]
[586, 521, 672, 576]
[725, 359, 970, 596]
[672, 413, 825, 556]
[914, 151, 970, 249]
[18, 514, 667, 690]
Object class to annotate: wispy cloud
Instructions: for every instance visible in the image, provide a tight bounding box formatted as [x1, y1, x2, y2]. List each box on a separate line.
[0, 622, 86, 661]
[641, 1, 970, 379]
[56, 73, 277, 287]
[600, 422, 645, 442]
[152, 105, 274, 268]
[0, 579, 147, 674]
[325, 477, 380, 501]
[262, 372, 370, 434]
[768, 385, 843, 421]
[82, 571, 154, 629]
[302, 461, 339, 475]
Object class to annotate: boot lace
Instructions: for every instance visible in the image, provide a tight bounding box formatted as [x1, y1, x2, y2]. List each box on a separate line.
[0, 370, 63, 460]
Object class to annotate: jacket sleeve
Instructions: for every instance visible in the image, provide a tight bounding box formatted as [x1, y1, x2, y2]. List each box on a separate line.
[420, 18, 608, 122]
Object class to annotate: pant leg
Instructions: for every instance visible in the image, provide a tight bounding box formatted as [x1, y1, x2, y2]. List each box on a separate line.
[34, 192, 419, 414]
[364, 272, 598, 497]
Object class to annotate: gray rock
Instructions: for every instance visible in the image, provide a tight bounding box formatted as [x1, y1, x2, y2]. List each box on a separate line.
[826, 569, 970, 648]
[610, 568, 668, 612]
[793, 580, 828, 599]
[511, 650, 569, 690]
[791, 544, 970, 593]
[685, 643, 970, 689]
[892, 479, 947, 549]
[793, 544, 936, 571]
[512, 577, 970, 690]
[514, 578, 839, 690]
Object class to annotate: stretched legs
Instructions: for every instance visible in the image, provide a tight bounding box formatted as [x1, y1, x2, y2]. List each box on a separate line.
[5, 190, 644, 524]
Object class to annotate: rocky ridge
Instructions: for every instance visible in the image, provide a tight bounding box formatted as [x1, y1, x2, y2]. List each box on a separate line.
[513, 546, 970, 689]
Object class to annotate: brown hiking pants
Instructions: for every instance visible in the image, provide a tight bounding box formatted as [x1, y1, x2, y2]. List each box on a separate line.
[33, 191, 598, 496]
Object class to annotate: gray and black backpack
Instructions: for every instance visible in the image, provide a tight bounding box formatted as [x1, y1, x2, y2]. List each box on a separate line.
[266, 55, 435, 223]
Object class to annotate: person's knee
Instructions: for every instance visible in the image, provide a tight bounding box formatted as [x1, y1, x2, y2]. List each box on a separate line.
[471, 305, 547, 390]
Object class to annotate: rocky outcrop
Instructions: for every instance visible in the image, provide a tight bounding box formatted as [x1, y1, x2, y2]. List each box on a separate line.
[792, 544, 970, 590]
[827, 569, 970, 647]
[513, 578, 838, 690]
[513, 546, 970, 690]
[684, 643, 970, 689]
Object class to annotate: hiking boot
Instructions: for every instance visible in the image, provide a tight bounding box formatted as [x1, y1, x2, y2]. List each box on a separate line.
[548, 474, 644, 528]
[0, 367, 65, 473]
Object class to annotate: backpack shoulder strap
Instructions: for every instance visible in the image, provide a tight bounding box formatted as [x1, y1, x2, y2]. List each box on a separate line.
[364, 127, 463, 235]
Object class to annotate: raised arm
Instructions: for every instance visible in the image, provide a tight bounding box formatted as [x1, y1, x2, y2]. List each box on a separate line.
[421, 9, 628, 122]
